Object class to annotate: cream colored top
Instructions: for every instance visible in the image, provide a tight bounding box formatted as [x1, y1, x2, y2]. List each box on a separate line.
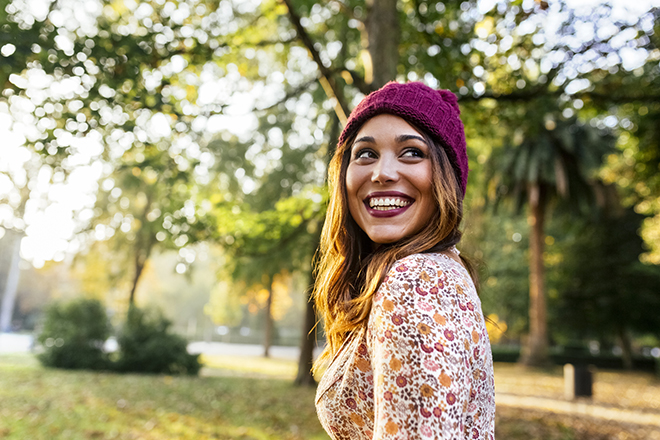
[315, 251, 495, 439]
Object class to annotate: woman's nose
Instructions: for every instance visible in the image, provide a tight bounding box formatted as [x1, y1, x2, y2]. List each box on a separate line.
[371, 156, 399, 183]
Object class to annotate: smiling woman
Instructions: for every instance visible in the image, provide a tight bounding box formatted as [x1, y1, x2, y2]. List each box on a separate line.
[313, 82, 495, 439]
[346, 114, 436, 244]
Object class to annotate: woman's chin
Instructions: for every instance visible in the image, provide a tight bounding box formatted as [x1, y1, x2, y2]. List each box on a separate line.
[366, 231, 408, 245]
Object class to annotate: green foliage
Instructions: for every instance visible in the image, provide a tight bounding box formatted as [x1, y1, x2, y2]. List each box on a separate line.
[36, 299, 201, 375]
[37, 298, 111, 370]
[601, 88, 660, 264]
[488, 117, 615, 213]
[215, 189, 326, 283]
[114, 306, 201, 375]
[470, 213, 530, 338]
[552, 209, 660, 343]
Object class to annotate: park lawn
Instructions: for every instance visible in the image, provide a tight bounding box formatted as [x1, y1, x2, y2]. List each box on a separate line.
[200, 354, 299, 379]
[1, 353, 659, 440]
[0, 354, 328, 440]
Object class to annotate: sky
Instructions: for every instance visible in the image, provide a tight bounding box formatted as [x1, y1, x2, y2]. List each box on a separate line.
[0, 0, 659, 268]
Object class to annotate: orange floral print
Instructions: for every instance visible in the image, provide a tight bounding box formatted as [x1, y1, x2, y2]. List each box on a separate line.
[417, 322, 432, 335]
[439, 372, 452, 387]
[420, 384, 435, 397]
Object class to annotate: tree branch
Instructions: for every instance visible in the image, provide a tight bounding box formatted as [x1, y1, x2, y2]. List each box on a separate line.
[577, 92, 660, 104]
[459, 89, 660, 104]
[342, 69, 372, 95]
[280, 0, 349, 125]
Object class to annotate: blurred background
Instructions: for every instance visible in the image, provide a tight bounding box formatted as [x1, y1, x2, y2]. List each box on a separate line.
[1, 0, 660, 438]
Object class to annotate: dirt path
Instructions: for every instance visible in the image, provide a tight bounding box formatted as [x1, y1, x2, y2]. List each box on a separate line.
[497, 392, 660, 427]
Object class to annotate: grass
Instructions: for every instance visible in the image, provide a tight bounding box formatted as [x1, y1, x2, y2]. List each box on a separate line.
[0, 354, 327, 440]
[199, 354, 299, 379]
[1, 353, 659, 439]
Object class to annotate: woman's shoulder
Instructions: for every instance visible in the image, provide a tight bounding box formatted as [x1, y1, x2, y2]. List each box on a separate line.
[377, 249, 476, 302]
[386, 249, 467, 281]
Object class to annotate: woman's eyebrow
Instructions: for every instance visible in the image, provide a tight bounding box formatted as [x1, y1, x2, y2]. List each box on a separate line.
[395, 134, 427, 144]
[354, 134, 426, 145]
[353, 135, 375, 144]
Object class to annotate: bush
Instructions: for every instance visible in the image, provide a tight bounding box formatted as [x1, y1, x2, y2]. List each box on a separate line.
[114, 306, 201, 375]
[37, 298, 111, 370]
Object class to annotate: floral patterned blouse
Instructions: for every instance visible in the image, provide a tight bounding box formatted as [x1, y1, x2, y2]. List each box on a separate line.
[315, 251, 495, 439]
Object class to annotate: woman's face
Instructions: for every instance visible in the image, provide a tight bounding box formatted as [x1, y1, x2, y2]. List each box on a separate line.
[346, 114, 437, 244]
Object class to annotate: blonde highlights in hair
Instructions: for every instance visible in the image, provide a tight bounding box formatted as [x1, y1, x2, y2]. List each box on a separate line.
[313, 123, 475, 373]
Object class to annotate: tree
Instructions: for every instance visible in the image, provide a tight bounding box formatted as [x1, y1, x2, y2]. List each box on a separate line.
[553, 208, 660, 368]
[597, 21, 660, 265]
[212, 189, 325, 358]
[0, 122, 65, 331]
[2, 0, 337, 379]
[1, 0, 224, 309]
[462, 210, 531, 341]
[461, 1, 658, 364]
[487, 117, 614, 365]
[85, 143, 214, 306]
[0, 230, 23, 332]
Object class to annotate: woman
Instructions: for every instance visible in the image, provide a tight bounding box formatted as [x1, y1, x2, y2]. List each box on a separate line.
[314, 81, 495, 439]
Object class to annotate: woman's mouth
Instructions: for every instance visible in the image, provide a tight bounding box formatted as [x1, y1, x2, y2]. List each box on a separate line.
[367, 197, 412, 211]
[364, 194, 414, 217]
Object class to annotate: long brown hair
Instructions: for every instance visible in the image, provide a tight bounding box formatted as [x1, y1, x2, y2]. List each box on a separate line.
[313, 121, 478, 372]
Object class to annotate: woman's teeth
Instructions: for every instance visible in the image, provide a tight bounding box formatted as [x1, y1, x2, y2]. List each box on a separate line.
[368, 198, 412, 210]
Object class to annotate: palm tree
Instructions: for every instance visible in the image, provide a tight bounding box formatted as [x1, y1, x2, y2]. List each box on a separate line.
[488, 116, 614, 366]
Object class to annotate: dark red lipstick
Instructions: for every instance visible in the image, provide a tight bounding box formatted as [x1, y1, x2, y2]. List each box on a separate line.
[363, 191, 414, 218]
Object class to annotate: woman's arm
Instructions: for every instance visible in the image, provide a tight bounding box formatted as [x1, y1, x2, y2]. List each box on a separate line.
[367, 254, 493, 439]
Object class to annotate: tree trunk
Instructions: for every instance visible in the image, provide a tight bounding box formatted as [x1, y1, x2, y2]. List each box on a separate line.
[128, 250, 146, 306]
[364, 0, 400, 88]
[618, 326, 634, 370]
[292, 110, 341, 386]
[520, 183, 550, 366]
[263, 278, 274, 358]
[128, 198, 158, 306]
[294, 282, 317, 386]
[0, 233, 23, 332]
[128, 235, 157, 305]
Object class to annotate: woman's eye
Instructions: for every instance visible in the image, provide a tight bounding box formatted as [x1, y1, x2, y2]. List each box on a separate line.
[354, 149, 376, 160]
[402, 148, 425, 158]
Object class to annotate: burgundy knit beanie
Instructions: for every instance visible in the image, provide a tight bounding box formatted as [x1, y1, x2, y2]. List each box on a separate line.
[338, 81, 468, 197]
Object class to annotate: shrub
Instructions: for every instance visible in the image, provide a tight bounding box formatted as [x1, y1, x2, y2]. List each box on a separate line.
[37, 298, 111, 370]
[114, 306, 201, 375]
